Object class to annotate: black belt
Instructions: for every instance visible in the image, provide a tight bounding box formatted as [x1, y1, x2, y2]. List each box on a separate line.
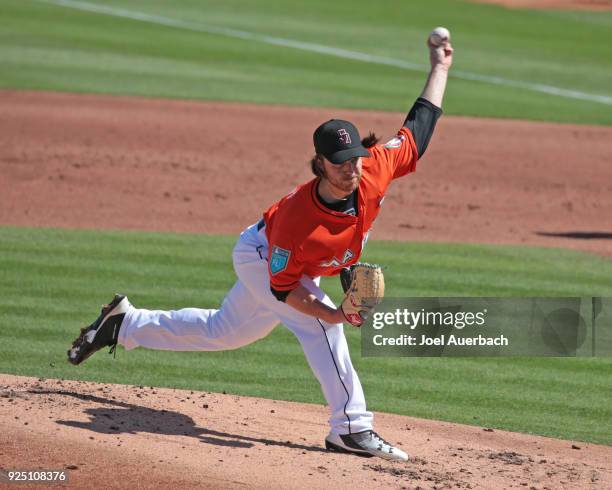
[255, 219, 266, 260]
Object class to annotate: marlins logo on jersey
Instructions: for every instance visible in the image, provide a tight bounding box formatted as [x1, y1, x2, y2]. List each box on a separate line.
[320, 249, 354, 268]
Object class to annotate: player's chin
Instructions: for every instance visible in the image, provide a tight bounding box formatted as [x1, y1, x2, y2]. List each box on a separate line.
[341, 176, 360, 191]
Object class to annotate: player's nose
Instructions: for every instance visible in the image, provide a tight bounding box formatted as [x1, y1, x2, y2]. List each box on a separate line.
[342, 159, 358, 175]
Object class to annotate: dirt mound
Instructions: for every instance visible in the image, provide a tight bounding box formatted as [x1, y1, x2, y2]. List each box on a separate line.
[1, 90, 611, 257]
[1, 374, 610, 489]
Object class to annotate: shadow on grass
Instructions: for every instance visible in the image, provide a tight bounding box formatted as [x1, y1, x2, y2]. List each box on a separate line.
[28, 389, 327, 453]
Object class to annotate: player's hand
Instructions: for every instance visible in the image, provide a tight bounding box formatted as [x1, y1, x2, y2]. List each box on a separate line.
[428, 41, 453, 71]
[328, 308, 351, 325]
[340, 304, 373, 327]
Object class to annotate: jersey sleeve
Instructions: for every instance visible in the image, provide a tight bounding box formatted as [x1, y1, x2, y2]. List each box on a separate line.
[403, 97, 443, 158]
[375, 126, 419, 180]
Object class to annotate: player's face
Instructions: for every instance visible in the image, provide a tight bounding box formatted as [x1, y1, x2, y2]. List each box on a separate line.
[322, 157, 362, 196]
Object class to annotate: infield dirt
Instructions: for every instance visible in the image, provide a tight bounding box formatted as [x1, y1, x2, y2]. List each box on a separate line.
[2, 375, 611, 489]
[1, 90, 611, 257]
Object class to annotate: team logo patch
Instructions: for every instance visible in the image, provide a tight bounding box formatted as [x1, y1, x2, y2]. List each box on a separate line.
[384, 134, 406, 149]
[270, 246, 290, 275]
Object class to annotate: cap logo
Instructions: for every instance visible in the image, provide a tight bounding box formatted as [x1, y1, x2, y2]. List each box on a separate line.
[338, 128, 351, 145]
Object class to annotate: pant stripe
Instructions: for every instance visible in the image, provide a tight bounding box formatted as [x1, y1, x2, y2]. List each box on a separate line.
[317, 319, 351, 434]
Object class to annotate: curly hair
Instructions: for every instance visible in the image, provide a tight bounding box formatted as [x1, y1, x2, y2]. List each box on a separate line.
[309, 132, 379, 177]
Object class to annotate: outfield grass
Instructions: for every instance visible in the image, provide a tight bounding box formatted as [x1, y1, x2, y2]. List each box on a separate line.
[1, 0, 611, 124]
[1, 226, 611, 445]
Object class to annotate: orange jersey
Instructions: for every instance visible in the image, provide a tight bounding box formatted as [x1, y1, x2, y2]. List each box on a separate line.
[263, 127, 418, 292]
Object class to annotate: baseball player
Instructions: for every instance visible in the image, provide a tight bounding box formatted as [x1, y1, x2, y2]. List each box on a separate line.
[68, 36, 453, 462]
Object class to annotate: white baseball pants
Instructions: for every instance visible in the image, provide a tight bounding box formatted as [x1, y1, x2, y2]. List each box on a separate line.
[117, 222, 373, 435]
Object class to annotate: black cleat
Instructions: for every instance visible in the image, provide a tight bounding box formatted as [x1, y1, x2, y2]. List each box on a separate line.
[67, 294, 129, 365]
[325, 430, 408, 462]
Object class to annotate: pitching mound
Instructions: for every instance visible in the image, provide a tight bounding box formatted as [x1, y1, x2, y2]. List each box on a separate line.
[1, 374, 610, 489]
[1, 90, 611, 257]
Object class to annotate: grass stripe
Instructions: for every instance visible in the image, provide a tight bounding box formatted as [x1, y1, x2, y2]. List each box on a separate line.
[38, 0, 612, 106]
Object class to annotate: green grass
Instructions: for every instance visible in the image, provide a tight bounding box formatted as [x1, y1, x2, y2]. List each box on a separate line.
[1, 226, 611, 445]
[1, 0, 611, 124]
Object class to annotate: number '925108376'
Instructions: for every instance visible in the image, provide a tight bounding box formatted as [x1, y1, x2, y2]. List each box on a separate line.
[1, 469, 68, 484]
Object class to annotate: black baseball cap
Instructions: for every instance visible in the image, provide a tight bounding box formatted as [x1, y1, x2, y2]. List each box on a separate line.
[313, 119, 371, 164]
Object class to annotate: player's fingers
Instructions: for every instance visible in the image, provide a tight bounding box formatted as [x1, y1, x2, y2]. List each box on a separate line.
[427, 38, 446, 49]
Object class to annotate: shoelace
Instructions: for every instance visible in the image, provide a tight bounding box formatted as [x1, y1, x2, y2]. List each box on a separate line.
[108, 325, 119, 358]
[370, 431, 392, 450]
[108, 343, 118, 358]
[93, 301, 119, 358]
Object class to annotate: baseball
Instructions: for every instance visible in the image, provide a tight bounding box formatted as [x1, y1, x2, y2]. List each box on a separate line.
[429, 26, 451, 47]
